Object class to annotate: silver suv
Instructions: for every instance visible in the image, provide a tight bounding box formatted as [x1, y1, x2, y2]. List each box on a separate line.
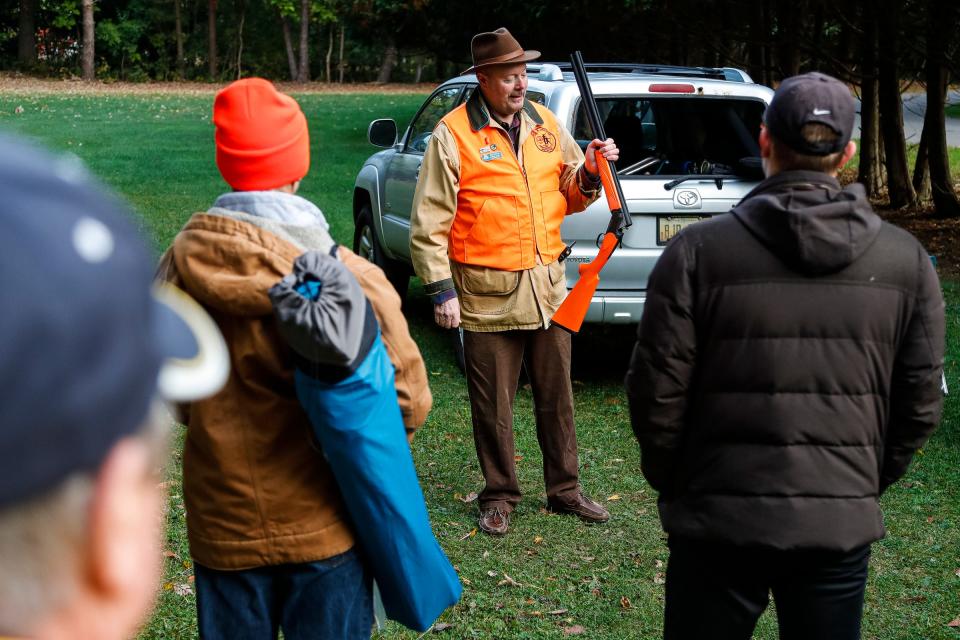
[353, 63, 773, 325]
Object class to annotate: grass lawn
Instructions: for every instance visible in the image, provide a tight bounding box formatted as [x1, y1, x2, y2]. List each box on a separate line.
[946, 104, 960, 119]
[1, 92, 957, 639]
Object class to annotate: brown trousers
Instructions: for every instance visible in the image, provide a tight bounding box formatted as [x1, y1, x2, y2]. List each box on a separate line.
[463, 325, 580, 511]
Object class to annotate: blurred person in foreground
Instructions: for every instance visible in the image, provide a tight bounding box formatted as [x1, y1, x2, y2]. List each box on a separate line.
[157, 78, 432, 639]
[0, 133, 229, 640]
[625, 72, 945, 640]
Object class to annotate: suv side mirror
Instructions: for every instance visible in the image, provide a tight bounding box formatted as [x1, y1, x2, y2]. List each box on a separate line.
[368, 119, 398, 148]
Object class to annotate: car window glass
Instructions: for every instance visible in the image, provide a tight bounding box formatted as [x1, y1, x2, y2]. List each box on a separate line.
[574, 97, 765, 176]
[527, 91, 546, 105]
[405, 86, 462, 153]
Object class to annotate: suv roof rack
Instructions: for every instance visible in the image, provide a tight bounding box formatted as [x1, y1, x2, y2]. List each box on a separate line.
[533, 62, 733, 81]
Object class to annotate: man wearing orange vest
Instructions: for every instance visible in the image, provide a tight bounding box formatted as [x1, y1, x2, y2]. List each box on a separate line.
[410, 28, 618, 536]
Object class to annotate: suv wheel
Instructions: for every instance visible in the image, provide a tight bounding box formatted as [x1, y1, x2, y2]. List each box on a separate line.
[353, 204, 410, 300]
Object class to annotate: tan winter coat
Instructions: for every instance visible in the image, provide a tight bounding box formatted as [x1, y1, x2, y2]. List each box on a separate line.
[159, 211, 431, 570]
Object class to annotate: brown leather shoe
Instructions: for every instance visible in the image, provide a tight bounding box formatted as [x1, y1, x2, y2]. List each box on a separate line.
[478, 507, 510, 536]
[547, 491, 610, 523]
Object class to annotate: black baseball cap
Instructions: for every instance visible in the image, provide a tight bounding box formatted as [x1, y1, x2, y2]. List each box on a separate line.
[0, 133, 229, 509]
[764, 72, 855, 156]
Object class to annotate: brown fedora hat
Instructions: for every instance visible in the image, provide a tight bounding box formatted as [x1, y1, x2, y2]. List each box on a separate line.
[462, 27, 540, 75]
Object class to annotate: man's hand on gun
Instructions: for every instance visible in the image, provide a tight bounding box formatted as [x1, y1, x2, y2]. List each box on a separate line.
[584, 138, 620, 176]
[434, 296, 461, 329]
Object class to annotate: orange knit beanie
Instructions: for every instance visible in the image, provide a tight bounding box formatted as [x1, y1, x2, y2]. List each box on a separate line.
[213, 78, 310, 191]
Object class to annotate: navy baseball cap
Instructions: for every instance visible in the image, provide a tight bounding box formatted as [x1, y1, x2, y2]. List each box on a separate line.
[764, 72, 855, 156]
[0, 133, 229, 509]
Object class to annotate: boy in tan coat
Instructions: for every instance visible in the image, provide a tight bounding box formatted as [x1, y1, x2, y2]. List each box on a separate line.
[160, 78, 432, 640]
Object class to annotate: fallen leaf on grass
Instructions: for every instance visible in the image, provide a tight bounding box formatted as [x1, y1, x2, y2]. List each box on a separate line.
[487, 570, 498, 577]
[162, 549, 178, 559]
[926, 516, 935, 524]
[653, 572, 666, 585]
[459, 528, 477, 541]
[903, 595, 927, 604]
[548, 609, 569, 615]
[173, 583, 193, 596]
[514, 455, 524, 462]
[461, 578, 471, 585]
[955, 568, 960, 578]
[534, 535, 544, 544]
[527, 610, 543, 617]
[564, 625, 586, 635]
[460, 491, 479, 503]
[433, 622, 453, 632]
[948, 618, 960, 628]
[483, 550, 490, 559]
[620, 596, 632, 609]
[497, 573, 521, 587]
[607, 494, 621, 501]
[591, 588, 602, 597]
[655, 559, 664, 569]
[604, 396, 621, 405]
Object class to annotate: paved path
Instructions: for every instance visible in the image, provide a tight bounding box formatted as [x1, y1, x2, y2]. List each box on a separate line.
[854, 89, 960, 146]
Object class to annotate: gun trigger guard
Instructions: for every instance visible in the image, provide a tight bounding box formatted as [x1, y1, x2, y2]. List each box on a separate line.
[558, 241, 577, 263]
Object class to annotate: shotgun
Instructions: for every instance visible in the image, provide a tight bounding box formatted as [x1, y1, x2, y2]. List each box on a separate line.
[551, 51, 632, 334]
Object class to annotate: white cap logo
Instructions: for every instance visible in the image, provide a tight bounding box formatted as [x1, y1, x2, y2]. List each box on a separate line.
[72, 216, 115, 264]
[812, 108, 831, 116]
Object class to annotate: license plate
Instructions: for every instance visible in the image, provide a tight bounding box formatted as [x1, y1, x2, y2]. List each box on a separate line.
[657, 215, 710, 245]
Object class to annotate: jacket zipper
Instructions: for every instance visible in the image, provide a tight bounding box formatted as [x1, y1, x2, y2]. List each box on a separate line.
[502, 124, 539, 264]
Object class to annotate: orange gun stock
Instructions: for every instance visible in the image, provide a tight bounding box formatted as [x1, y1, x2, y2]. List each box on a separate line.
[551, 229, 620, 333]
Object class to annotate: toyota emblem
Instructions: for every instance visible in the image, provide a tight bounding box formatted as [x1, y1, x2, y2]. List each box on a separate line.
[676, 190, 699, 206]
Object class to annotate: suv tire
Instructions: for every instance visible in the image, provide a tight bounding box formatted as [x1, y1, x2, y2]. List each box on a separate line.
[353, 204, 410, 300]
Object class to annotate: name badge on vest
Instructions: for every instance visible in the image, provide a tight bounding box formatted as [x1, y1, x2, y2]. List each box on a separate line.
[479, 143, 502, 162]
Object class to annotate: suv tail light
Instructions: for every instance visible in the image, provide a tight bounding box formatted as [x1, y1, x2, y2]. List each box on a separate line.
[649, 83, 696, 93]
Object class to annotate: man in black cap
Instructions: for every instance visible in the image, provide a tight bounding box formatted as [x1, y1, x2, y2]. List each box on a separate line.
[625, 72, 945, 639]
[0, 134, 228, 639]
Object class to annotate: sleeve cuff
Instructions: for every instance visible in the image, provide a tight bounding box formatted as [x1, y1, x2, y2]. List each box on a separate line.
[431, 288, 458, 305]
[578, 165, 601, 195]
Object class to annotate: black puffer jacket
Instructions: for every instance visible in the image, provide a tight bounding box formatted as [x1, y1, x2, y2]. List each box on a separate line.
[625, 171, 945, 551]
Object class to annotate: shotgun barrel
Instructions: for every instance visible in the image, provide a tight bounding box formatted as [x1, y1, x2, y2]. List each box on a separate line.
[550, 52, 632, 333]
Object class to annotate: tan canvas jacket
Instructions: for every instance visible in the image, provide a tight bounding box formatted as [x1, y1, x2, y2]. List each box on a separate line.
[158, 211, 432, 570]
[410, 93, 600, 331]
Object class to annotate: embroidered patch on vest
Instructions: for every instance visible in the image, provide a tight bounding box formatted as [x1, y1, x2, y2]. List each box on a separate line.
[480, 142, 502, 162]
[532, 126, 557, 153]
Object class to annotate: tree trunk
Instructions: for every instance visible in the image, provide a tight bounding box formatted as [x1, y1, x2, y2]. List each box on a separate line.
[325, 25, 333, 83]
[858, 2, 883, 197]
[281, 16, 298, 81]
[376, 36, 397, 83]
[912, 123, 931, 201]
[296, 0, 309, 83]
[761, 0, 773, 85]
[81, 0, 94, 80]
[234, 0, 244, 80]
[776, 0, 802, 77]
[414, 55, 423, 83]
[174, 0, 184, 79]
[877, 0, 916, 208]
[747, 0, 766, 82]
[924, 0, 960, 218]
[17, 0, 37, 67]
[337, 25, 345, 84]
[208, 0, 217, 79]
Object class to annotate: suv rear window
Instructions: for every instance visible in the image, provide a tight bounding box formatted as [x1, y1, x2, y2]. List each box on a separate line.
[574, 97, 765, 176]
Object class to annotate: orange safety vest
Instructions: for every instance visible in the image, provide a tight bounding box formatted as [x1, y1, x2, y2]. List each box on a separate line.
[443, 98, 570, 271]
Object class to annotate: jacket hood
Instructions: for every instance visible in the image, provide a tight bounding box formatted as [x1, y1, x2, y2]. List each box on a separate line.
[731, 170, 882, 275]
